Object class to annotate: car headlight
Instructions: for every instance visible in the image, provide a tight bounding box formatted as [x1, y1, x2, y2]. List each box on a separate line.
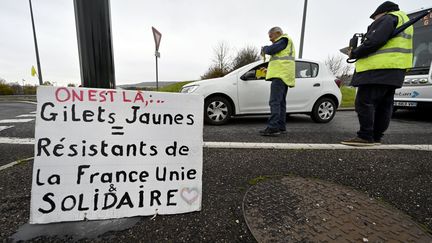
[181, 85, 199, 93]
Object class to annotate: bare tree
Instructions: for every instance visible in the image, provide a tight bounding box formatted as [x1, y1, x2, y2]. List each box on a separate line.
[231, 46, 260, 71]
[212, 41, 231, 74]
[201, 66, 226, 80]
[325, 54, 354, 85]
[325, 54, 353, 77]
[201, 41, 232, 79]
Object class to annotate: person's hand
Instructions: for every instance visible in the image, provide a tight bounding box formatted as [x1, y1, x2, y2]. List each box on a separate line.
[261, 46, 266, 56]
[259, 67, 267, 74]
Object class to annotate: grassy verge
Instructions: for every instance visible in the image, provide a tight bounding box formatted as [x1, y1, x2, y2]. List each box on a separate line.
[341, 86, 356, 108]
[158, 81, 194, 93]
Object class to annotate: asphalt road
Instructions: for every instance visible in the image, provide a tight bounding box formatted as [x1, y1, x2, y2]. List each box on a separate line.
[204, 110, 432, 144]
[1, 101, 431, 241]
[0, 102, 35, 166]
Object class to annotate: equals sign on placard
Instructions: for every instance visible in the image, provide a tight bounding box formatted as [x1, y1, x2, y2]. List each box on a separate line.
[111, 126, 124, 135]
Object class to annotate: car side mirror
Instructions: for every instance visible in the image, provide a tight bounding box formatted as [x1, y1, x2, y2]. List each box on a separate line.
[240, 70, 257, 81]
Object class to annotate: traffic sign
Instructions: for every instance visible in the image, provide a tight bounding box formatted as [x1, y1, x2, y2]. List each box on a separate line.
[152, 27, 162, 51]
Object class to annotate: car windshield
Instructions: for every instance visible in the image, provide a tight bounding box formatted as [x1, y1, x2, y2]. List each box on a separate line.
[409, 8, 432, 75]
[224, 62, 260, 77]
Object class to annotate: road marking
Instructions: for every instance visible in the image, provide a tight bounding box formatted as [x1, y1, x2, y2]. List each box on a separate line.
[0, 140, 430, 171]
[30, 111, 37, 114]
[16, 114, 36, 118]
[0, 157, 34, 171]
[203, 142, 432, 151]
[0, 119, 34, 123]
[0, 126, 14, 132]
[0, 138, 431, 151]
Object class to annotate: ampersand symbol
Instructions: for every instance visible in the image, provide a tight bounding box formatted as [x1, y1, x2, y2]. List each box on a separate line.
[109, 184, 117, 192]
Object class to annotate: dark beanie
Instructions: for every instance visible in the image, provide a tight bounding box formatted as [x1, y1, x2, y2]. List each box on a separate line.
[370, 1, 400, 19]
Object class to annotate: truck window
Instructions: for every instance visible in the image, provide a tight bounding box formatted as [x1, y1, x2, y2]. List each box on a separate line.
[411, 9, 432, 72]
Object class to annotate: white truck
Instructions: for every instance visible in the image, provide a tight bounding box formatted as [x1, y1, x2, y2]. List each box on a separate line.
[394, 7, 432, 110]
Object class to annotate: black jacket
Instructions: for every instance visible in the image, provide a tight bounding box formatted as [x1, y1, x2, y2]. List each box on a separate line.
[351, 14, 406, 88]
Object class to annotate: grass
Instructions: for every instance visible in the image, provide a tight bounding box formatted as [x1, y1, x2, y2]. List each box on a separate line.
[248, 175, 273, 185]
[341, 86, 356, 108]
[158, 81, 194, 93]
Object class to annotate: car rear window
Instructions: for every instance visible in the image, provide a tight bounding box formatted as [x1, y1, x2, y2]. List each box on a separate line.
[295, 61, 319, 78]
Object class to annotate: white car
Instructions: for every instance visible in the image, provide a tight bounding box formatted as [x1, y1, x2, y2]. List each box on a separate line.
[181, 59, 342, 125]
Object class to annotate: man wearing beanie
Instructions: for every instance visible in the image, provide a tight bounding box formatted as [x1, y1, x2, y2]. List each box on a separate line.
[342, 1, 413, 146]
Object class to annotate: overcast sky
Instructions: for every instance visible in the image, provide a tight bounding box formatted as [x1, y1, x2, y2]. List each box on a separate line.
[0, 0, 431, 86]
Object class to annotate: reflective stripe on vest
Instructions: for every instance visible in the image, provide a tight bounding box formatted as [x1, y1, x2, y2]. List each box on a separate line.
[372, 47, 412, 55]
[270, 56, 296, 61]
[355, 11, 413, 73]
[265, 34, 296, 87]
[397, 32, 412, 39]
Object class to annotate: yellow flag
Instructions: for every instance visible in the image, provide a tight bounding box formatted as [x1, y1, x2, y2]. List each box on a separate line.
[31, 66, 37, 77]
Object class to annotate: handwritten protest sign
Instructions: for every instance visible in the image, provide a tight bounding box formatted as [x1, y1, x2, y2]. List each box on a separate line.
[30, 86, 203, 224]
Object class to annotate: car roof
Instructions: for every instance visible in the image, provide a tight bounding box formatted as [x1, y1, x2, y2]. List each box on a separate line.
[234, 58, 331, 77]
[246, 58, 323, 68]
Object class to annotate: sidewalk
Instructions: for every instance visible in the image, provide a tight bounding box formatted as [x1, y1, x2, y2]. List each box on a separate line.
[244, 176, 432, 242]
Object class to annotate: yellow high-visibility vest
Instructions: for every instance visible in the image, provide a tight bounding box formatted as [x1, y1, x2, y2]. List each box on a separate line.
[356, 11, 413, 72]
[266, 34, 296, 87]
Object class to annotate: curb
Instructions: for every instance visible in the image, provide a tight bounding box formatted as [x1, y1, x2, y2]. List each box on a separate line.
[338, 107, 355, 111]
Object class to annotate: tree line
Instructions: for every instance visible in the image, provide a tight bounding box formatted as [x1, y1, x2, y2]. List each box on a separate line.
[0, 79, 78, 95]
[200, 42, 354, 85]
[201, 42, 261, 79]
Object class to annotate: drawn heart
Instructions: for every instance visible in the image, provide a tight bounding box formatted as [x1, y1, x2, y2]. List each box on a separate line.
[180, 187, 199, 205]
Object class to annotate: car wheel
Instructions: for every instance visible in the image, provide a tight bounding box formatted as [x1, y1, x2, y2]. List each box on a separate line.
[311, 98, 336, 123]
[204, 96, 232, 125]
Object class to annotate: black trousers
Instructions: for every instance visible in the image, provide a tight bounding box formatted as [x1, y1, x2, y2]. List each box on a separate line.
[355, 84, 396, 141]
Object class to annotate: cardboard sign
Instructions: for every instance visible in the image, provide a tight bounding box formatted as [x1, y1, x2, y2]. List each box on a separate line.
[30, 87, 203, 224]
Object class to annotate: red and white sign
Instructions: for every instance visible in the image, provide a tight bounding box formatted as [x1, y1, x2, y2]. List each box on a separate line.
[152, 27, 162, 51]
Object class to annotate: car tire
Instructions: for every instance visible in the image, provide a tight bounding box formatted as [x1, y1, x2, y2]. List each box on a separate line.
[204, 96, 232, 125]
[311, 97, 336, 123]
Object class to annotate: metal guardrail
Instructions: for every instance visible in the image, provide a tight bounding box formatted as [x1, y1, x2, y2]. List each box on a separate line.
[0, 95, 37, 102]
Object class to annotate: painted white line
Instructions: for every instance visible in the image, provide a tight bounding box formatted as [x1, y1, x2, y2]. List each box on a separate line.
[0, 138, 431, 152]
[0, 126, 14, 132]
[203, 142, 432, 151]
[0, 157, 34, 171]
[16, 114, 36, 118]
[0, 119, 34, 123]
[0, 137, 35, 144]
[30, 111, 37, 114]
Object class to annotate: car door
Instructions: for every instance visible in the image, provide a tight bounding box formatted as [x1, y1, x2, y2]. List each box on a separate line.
[237, 61, 323, 114]
[287, 61, 322, 112]
[237, 62, 271, 114]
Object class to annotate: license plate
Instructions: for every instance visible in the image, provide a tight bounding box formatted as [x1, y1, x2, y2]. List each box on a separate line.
[394, 101, 417, 107]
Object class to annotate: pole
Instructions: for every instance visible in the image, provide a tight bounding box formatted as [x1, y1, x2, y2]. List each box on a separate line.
[299, 0, 308, 59]
[74, 0, 116, 88]
[29, 0, 43, 85]
[155, 55, 159, 91]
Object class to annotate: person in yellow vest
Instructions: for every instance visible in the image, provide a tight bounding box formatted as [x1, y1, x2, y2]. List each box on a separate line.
[259, 27, 295, 136]
[342, 1, 413, 146]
